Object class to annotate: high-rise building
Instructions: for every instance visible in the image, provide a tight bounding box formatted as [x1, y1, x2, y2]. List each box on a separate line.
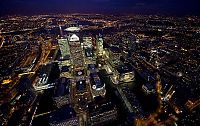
[68, 34, 85, 72]
[83, 36, 96, 65]
[96, 36, 104, 56]
[59, 25, 64, 37]
[88, 65, 106, 98]
[58, 39, 70, 60]
[105, 46, 135, 84]
[53, 77, 70, 108]
[115, 63, 135, 83]
[49, 105, 79, 126]
[108, 46, 122, 67]
[85, 48, 96, 66]
[88, 98, 117, 126]
[65, 27, 92, 110]
[83, 37, 93, 49]
[90, 73, 106, 98]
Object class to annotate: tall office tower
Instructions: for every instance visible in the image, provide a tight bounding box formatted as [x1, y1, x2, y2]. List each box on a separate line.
[69, 34, 85, 76]
[58, 39, 70, 60]
[83, 36, 93, 49]
[108, 46, 122, 67]
[88, 98, 117, 126]
[96, 35, 104, 56]
[65, 27, 85, 76]
[59, 25, 64, 37]
[66, 27, 91, 110]
[49, 105, 79, 126]
[83, 36, 96, 65]
[90, 72, 106, 98]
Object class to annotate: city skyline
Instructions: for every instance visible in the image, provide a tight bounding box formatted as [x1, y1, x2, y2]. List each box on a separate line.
[0, 0, 200, 125]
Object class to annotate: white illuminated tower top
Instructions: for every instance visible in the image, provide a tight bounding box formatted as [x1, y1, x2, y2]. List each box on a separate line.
[69, 34, 80, 42]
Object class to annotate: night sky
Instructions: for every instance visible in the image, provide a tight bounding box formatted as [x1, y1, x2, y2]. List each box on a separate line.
[0, 0, 200, 16]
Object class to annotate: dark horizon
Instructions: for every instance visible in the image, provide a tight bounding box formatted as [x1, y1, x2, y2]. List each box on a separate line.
[1, 0, 200, 17]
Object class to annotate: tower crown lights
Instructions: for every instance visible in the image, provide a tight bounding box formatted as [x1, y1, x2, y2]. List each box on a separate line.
[69, 34, 80, 42]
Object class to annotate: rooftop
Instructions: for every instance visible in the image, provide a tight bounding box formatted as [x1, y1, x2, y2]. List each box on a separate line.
[54, 77, 70, 97]
[116, 63, 134, 74]
[110, 46, 121, 53]
[76, 80, 86, 92]
[49, 105, 77, 124]
[88, 98, 116, 116]
[90, 73, 104, 89]
[69, 34, 79, 42]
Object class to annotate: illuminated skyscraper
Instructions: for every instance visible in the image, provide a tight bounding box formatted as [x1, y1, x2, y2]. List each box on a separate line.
[69, 34, 85, 75]
[83, 36, 96, 65]
[59, 25, 64, 37]
[90, 72, 106, 98]
[83, 36, 93, 49]
[58, 39, 70, 60]
[96, 35, 104, 56]
[66, 27, 92, 110]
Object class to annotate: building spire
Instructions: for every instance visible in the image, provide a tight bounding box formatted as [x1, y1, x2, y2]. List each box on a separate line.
[59, 25, 63, 37]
